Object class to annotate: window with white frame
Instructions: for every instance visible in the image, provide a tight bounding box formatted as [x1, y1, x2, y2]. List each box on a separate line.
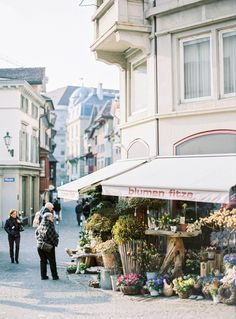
[221, 30, 236, 95]
[19, 123, 29, 162]
[182, 36, 211, 100]
[130, 61, 147, 114]
[31, 129, 38, 163]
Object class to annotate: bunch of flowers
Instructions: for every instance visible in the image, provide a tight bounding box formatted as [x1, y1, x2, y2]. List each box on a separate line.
[158, 212, 171, 229]
[79, 230, 90, 247]
[223, 254, 236, 269]
[116, 273, 145, 288]
[145, 278, 164, 291]
[208, 280, 222, 297]
[172, 276, 195, 295]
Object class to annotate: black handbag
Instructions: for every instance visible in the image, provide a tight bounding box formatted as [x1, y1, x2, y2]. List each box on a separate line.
[40, 241, 53, 253]
[19, 224, 24, 232]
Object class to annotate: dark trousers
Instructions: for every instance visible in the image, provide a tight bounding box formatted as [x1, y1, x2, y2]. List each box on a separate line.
[37, 246, 58, 279]
[8, 235, 20, 262]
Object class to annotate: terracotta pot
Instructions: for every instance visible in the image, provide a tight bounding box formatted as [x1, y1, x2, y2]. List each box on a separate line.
[179, 224, 187, 232]
[178, 292, 189, 299]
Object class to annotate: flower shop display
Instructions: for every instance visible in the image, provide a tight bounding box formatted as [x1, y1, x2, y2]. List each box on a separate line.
[158, 212, 171, 230]
[219, 254, 236, 305]
[116, 273, 145, 295]
[79, 230, 90, 247]
[173, 276, 195, 298]
[208, 280, 221, 304]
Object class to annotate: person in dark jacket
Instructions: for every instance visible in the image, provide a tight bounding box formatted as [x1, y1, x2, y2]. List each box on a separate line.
[38, 202, 54, 224]
[75, 200, 83, 226]
[35, 212, 59, 280]
[4, 209, 23, 263]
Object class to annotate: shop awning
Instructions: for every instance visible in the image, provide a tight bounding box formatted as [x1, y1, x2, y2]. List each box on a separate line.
[57, 159, 147, 200]
[101, 154, 236, 203]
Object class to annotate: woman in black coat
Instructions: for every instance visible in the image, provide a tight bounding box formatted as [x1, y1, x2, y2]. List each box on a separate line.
[4, 209, 23, 263]
[35, 212, 59, 280]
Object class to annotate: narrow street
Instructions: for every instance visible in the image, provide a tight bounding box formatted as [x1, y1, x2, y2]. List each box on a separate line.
[0, 202, 235, 319]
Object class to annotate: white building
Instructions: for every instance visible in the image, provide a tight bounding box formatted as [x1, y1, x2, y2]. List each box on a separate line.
[47, 86, 78, 187]
[91, 0, 236, 158]
[89, 0, 236, 213]
[66, 84, 119, 181]
[0, 79, 45, 224]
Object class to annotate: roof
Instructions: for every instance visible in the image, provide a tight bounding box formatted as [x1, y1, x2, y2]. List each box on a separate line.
[0, 67, 45, 85]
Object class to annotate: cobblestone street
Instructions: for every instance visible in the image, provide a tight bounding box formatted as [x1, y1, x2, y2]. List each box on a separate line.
[0, 201, 235, 319]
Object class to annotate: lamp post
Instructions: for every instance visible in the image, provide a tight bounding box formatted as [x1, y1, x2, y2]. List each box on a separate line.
[3, 132, 14, 157]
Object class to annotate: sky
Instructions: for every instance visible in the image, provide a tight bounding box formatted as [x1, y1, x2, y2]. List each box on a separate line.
[0, 0, 119, 92]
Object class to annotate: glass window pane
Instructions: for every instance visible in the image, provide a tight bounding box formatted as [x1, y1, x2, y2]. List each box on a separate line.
[223, 31, 236, 94]
[183, 37, 211, 99]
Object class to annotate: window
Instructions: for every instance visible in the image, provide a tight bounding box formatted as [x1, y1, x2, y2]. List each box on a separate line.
[31, 130, 38, 163]
[221, 30, 236, 95]
[61, 164, 65, 169]
[130, 61, 147, 114]
[31, 103, 38, 119]
[61, 150, 65, 156]
[182, 36, 211, 100]
[40, 159, 46, 177]
[19, 124, 29, 162]
[20, 95, 29, 113]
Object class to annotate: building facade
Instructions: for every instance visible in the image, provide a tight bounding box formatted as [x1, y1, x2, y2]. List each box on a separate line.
[47, 86, 79, 187]
[0, 79, 43, 224]
[66, 84, 119, 181]
[91, 0, 236, 159]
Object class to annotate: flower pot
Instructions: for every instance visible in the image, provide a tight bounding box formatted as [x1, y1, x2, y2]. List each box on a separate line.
[179, 224, 187, 232]
[212, 295, 220, 304]
[80, 270, 85, 274]
[178, 292, 189, 299]
[102, 253, 117, 269]
[150, 290, 159, 297]
[170, 226, 177, 232]
[67, 268, 76, 274]
[100, 269, 112, 290]
[207, 251, 215, 260]
[120, 286, 140, 295]
[110, 274, 119, 291]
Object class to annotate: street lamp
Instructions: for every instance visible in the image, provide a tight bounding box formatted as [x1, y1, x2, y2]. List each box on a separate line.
[3, 132, 14, 157]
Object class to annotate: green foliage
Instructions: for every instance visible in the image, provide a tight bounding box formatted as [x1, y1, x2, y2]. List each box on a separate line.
[79, 262, 87, 271]
[79, 230, 90, 247]
[85, 213, 113, 241]
[112, 215, 146, 244]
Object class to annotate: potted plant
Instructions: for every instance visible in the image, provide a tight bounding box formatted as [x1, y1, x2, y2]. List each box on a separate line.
[209, 281, 221, 304]
[96, 239, 120, 270]
[112, 215, 146, 274]
[172, 276, 195, 298]
[66, 263, 77, 274]
[79, 262, 87, 274]
[145, 278, 164, 296]
[116, 272, 145, 295]
[85, 213, 113, 241]
[158, 212, 171, 230]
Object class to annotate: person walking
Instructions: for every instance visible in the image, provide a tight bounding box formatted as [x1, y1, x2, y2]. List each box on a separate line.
[35, 212, 59, 280]
[75, 200, 83, 226]
[4, 209, 24, 264]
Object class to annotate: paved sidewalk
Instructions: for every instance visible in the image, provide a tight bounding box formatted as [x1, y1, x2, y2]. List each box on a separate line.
[0, 201, 235, 319]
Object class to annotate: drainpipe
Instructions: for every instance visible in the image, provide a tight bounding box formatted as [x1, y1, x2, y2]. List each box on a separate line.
[153, 0, 159, 157]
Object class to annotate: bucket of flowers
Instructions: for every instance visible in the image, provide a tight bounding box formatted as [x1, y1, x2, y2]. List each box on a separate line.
[173, 276, 195, 299]
[116, 272, 145, 295]
[145, 277, 164, 297]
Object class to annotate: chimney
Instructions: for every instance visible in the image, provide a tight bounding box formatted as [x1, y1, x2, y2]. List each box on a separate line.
[97, 82, 103, 100]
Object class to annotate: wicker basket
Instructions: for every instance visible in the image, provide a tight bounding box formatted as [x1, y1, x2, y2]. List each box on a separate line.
[120, 286, 140, 295]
